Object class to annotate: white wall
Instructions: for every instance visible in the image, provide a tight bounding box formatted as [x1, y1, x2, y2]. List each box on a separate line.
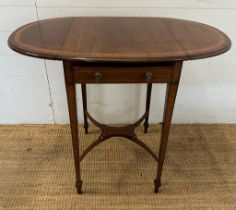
[0, 0, 236, 124]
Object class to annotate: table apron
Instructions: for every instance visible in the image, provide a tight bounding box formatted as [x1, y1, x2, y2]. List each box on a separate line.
[72, 65, 177, 84]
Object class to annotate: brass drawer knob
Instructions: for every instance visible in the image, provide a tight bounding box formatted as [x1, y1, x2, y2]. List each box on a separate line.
[94, 72, 103, 82]
[145, 72, 153, 82]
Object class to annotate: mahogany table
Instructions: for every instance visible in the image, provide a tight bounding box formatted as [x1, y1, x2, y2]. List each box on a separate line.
[8, 17, 231, 194]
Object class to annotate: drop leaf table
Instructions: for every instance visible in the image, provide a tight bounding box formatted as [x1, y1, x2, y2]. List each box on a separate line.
[8, 17, 231, 194]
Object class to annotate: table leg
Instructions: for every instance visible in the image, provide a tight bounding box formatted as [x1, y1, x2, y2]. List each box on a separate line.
[63, 61, 82, 194]
[81, 84, 89, 134]
[144, 83, 152, 133]
[154, 83, 179, 193]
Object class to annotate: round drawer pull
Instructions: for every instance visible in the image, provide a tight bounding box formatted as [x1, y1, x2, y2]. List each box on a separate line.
[145, 72, 153, 82]
[94, 72, 103, 82]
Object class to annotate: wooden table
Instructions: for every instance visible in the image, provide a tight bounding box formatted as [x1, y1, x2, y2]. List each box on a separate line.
[8, 17, 231, 194]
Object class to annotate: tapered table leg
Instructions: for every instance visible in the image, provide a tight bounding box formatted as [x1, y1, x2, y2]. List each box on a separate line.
[154, 62, 182, 193]
[81, 84, 89, 134]
[144, 83, 152, 133]
[63, 61, 82, 194]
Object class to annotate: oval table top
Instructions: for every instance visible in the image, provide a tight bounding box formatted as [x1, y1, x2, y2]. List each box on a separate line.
[8, 17, 231, 63]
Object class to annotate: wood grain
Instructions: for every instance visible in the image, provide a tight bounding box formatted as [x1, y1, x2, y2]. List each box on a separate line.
[8, 17, 231, 63]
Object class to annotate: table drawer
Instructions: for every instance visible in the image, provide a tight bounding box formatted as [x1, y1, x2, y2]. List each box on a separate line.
[72, 65, 175, 83]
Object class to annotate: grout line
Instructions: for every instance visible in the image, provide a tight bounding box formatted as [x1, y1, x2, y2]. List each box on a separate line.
[34, 1, 56, 124]
[0, 5, 236, 10]
[0, 5, 35, 8]
[0, 5, 236, 9]
[34, 1, 40, 22]
[43, 60, 56, 123]
[27, 6, 236, 10]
